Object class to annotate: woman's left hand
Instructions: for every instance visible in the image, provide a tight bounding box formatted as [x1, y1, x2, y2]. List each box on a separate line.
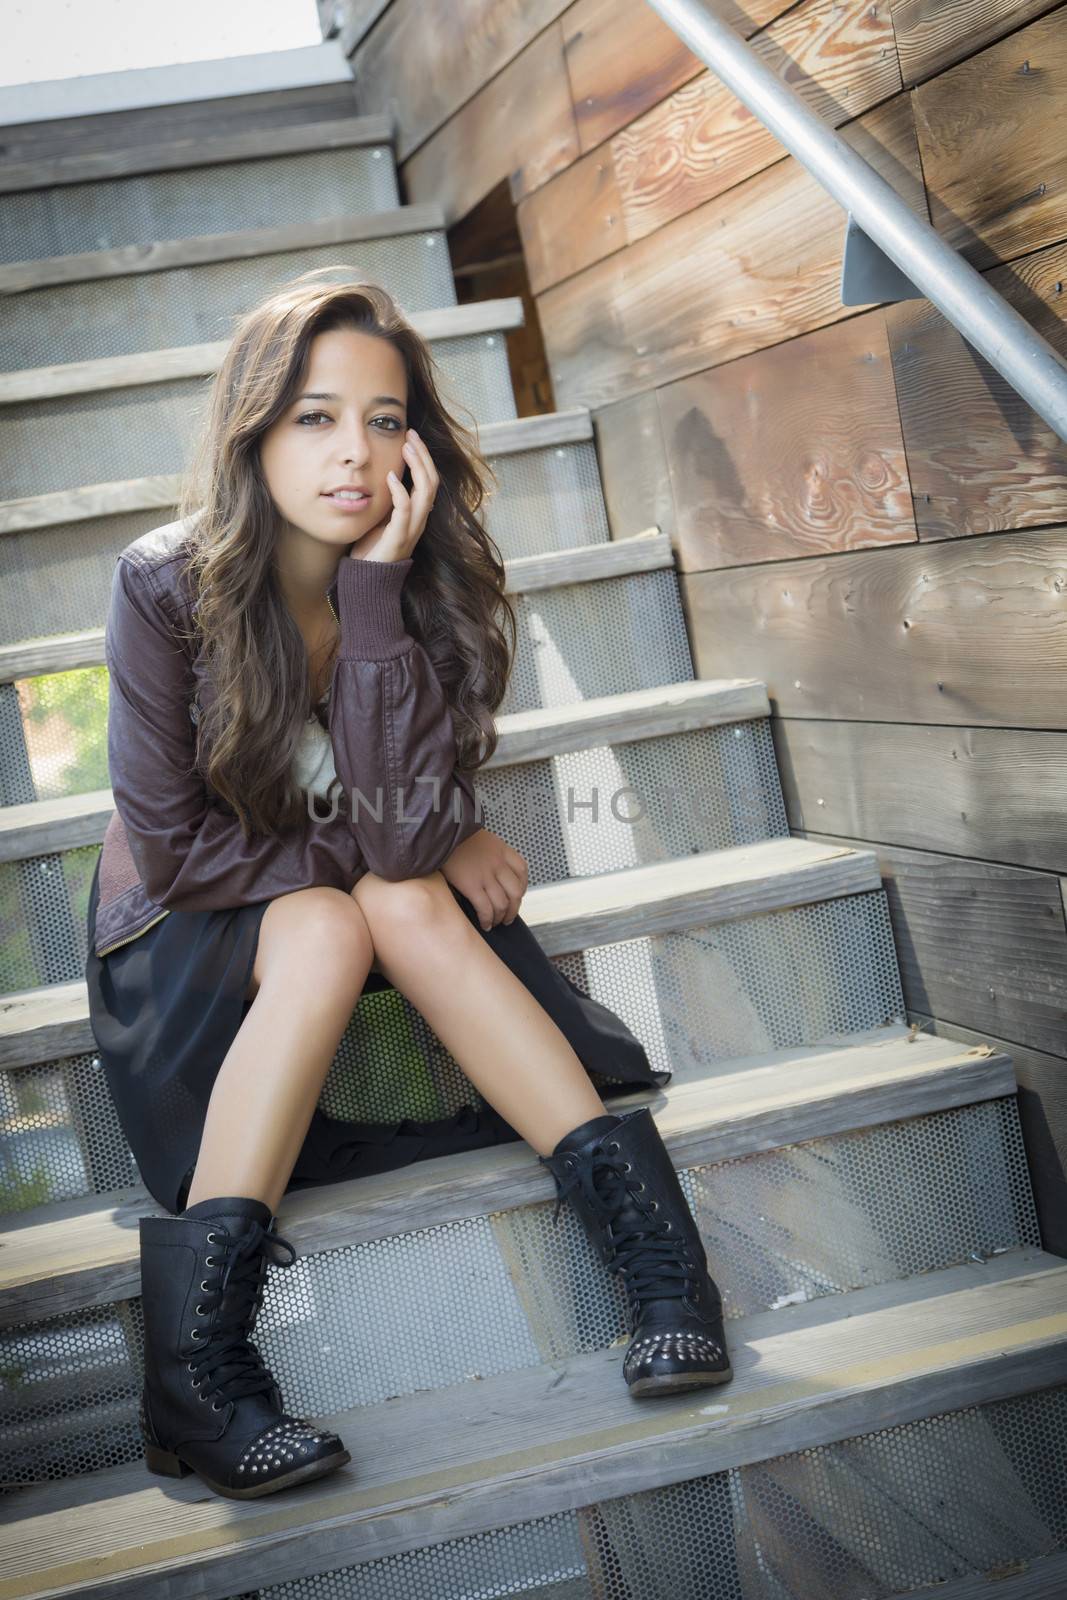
[347, 428, 439, 564]
[440, 829, 529, 931]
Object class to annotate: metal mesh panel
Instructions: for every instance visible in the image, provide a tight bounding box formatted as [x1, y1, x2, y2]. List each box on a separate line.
[471, 721, 788, 884]
[2, 671, 109, 809]
[4, 566, 691, 811]
[4, 331, 514, 499]
[0, 439, 605, 644]
[501, 570, 695, 714]
[482, 441, 609, 560]
[0, 232, 456, 370]
[0, 1101, 1039, 1488]
[0, 146, 400, 264]
[2, 379, 210, 500]
[0, 510, 167, 648]
[0, 1049, 137, 1208]
[1, 889, 905, 1213]
[221, 1386, 1067, 1599]
[0, 721, 785, 988]
[431, 331, 517, 428]
[0, 846, 100, 991]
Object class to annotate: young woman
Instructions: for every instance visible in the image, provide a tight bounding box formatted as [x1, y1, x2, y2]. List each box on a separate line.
[84, 271, 732, 1502]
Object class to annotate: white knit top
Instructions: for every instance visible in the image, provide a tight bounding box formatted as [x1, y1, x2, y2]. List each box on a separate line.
[292, 685, 346, 811]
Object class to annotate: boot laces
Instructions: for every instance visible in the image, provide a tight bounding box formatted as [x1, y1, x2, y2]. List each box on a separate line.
[549, 1146, 693, 1307]
[189, 1220, 297, 1405]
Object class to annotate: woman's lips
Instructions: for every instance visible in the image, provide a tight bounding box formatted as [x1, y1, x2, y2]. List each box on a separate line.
[322, 491, 371, 513]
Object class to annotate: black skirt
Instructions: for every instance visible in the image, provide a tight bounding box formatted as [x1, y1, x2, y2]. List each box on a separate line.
[83, 855, 669, 1216]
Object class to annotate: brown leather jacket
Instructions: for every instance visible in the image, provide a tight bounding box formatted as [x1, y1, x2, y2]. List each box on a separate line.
[91, 519, 482, 959]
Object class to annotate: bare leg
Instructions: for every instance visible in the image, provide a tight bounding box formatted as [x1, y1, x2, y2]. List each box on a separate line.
[352, 871, 611, 1157]
[184, 887, 376, 1214]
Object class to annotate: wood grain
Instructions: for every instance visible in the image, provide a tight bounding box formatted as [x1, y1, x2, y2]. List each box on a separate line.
[796, 827, 1067, 1058]
[536, 93, 926, 410]
[400, 21, 579, 221]
[892, 0, 1062, 87]
[682, 526, 1067, 730]
[775, 717, 1067, 874]
[885, 236, 1067, 542]
[521, 0, 902, 296]
[350, 0, 571, 165]
[562, 0, 788, 155]
[1, 1254, 1063, 1598]
[906, 1009, 1067, 1257]
[912, 8, 1067, 270]
[657, 307, 917, 570]
[592, 387, 678, 543]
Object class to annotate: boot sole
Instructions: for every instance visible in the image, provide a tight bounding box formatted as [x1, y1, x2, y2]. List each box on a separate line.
[627, 1363, 734, 1397]
[144, 1441, 352, 1498]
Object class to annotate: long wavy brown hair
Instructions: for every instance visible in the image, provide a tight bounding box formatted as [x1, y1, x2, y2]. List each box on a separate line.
[172, 269, 516, 839]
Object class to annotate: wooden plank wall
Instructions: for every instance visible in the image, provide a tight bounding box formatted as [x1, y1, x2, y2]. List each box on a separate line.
[329, 0, 1067, 1250]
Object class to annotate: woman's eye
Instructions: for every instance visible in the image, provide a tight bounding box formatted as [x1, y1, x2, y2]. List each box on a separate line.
[296, 412, 402, 429]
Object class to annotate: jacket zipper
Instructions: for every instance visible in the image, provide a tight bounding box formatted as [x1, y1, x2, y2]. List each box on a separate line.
[326, 590, 340, 625]
[96, 908, 171, 957]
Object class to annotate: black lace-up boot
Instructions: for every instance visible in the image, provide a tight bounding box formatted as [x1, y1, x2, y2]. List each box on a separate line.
[138, 1195, 351, 1498]
[540, 1108, 733, 1396]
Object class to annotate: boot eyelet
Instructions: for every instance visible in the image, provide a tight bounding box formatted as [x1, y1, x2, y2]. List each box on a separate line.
[622, 1162, 632, 1172]
[195, 1303, 206, 1315]
[635, 1181, 646, 1191]
[664, 1220, 672, 1230]
[607, 1142, 620, 1153]
[190, 1329, 201, 1339]
[205, 1256, 216, 1266]
[649, 1200, 659, 1211]
[200, 1280, 210, 1292]
[206, 1233, 216, 1243]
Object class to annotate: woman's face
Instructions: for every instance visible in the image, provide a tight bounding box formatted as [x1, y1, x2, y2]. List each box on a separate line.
[259, 326, 410, 546]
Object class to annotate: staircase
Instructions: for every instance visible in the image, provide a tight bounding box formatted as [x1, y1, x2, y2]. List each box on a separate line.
[1, 43, 1066, 1600]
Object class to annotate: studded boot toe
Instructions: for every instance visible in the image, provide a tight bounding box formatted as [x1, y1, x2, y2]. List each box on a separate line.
[540, 1108, 733, 1397]
[139, 1195, 351, 1499]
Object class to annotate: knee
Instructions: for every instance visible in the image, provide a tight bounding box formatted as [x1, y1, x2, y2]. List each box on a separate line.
[350, 870, 457, 943]
[261, 885, 373, 980]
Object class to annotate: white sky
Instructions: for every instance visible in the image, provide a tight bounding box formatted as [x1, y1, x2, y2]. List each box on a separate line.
[1, 0, 323, 87]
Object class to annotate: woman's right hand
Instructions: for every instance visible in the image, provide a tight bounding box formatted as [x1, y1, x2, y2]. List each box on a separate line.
[348, 427, 438, 564]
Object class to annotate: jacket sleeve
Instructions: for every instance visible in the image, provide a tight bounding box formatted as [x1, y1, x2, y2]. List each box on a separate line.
[326, 555, 484, 881]
[105, 555, 366, 912]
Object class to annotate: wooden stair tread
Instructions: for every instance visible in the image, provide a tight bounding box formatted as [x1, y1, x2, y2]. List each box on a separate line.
[0, 297, 526, 404]
[0, 675, 771, 859]
[0, 1023, 1015, 1325]
[0, 529, 672, 679]
[0, 411, 595, 535]
[1, 1250, 1064, 1599]
[0, 838, 881, 1068]
[0, 111, 396, 197]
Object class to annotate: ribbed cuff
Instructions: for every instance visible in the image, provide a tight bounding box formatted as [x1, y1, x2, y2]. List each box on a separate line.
[336, 555, 414, 660]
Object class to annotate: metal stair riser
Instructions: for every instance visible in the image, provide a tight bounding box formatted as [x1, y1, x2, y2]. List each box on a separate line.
[481, 438, 611, 559]
[199, 1385, 1066, 1600]
[0, 1098, 1041, 1487]
[0, 438, 608, 646]
[502, 570, 696, 713]
[1, 888, 907, 1212]
[0, 228, 457, 371]
[1, 333, 515, 500]
[0, 145, 400, 265]
[0, 723, 790, 990]
[3, 567, 692, 811]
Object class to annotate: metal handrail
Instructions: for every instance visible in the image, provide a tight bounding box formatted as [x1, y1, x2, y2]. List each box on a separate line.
[645, 0, 1067, 442]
